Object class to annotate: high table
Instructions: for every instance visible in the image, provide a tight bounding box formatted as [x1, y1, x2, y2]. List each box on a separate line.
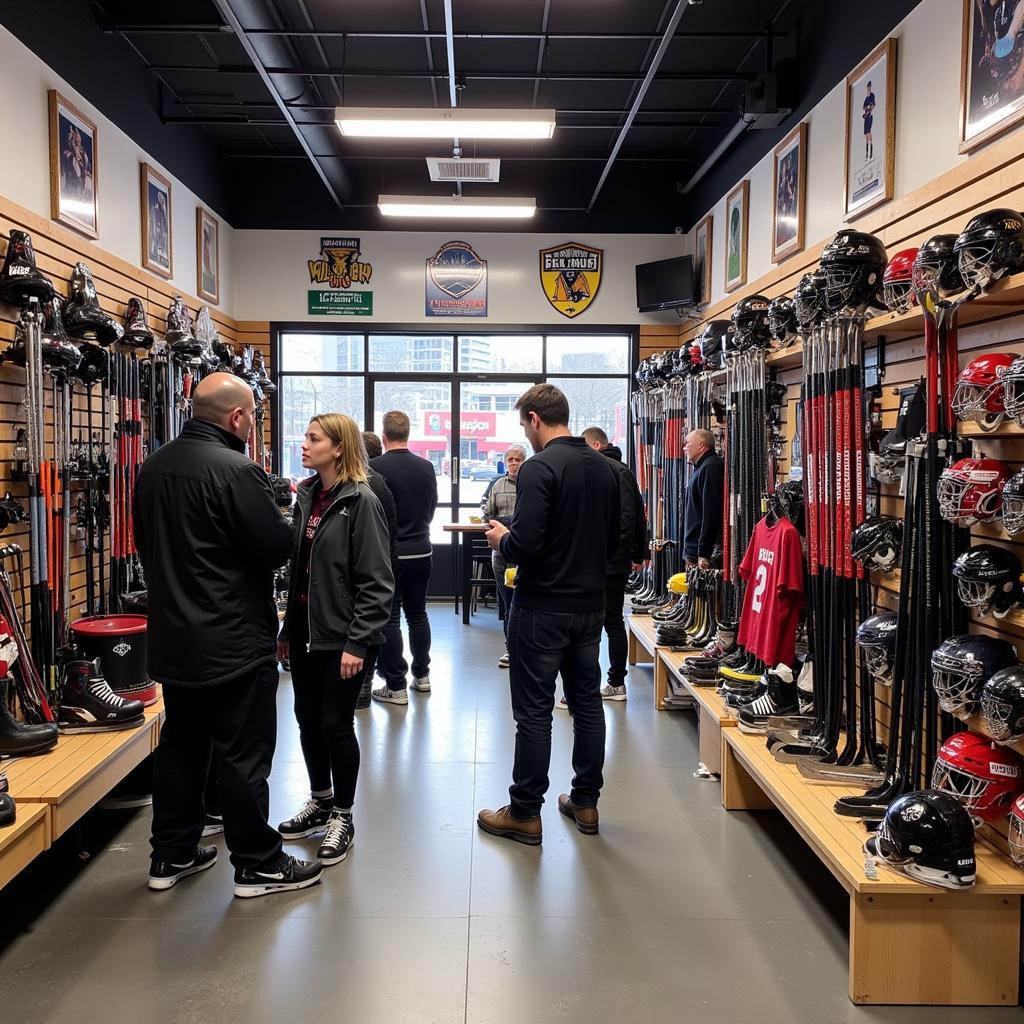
[444, 522, 491, 625]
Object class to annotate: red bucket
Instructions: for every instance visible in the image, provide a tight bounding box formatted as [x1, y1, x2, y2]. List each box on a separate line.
[70, 615, 157, 705]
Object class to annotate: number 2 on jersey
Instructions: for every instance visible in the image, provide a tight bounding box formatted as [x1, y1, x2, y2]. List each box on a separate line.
[751, 564, 768, 614]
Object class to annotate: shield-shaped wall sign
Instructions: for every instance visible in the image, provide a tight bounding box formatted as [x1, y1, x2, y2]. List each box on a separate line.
[539, 242, 603, 318]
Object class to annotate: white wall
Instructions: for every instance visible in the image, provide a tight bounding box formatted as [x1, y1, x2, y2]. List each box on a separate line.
[0, 26, 234, 316]
[695, 0, 978, 308]
[233, 229, 683, 326]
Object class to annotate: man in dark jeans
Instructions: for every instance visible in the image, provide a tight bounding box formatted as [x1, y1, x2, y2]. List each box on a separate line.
[135, 373, 322, 899]
[369, 410, 438, 706]
[480, 385, 619, 845]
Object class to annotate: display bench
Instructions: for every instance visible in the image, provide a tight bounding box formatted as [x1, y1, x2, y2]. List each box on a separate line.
[0, 695, 164, 890]
[722, 728, 1024, 1006]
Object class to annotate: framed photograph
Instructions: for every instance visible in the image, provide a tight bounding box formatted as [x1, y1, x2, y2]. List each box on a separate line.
[844, 38, 897, 220]
[771, 122, 807, 262]
[196, 208, 220, 304]
[48, 90, 98, 238]
[961, 0, 1024, 152]
[140, 163, 173, 278]
[694, 214, 713, 305]
[724, 180, 749, 292]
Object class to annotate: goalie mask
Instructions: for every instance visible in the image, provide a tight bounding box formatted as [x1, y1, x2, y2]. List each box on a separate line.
[937, 457, 1009, 525]
[981, 666, 1024, 745]
[864, 789, 976, 891]
[1010, 794, 1024, 867]
[930, 634, 1018, 718]
[794, 272, 826, 332]
[954, 208, 1024, 291]
[881, 248, 918, 314]
[1002, 467, 1024, 535]
[952, 352, 1015, 431]
[952, 544, 1024, 618]
[731, 295, 771, 349]
[912, 233, 966, 299]
[855, 612, 898, 686]
[767, 295, 797, 347]
[819, 230, 887, 315]
[932, 731, 1024, 823]
[850, 516, 903, 572]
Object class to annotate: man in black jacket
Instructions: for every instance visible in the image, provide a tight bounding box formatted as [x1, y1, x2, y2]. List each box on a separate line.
[682, 429, 724, 570]
[578, 426, 648, 702]
[134, 373, 322, 899]
[479, 385, 619, 845]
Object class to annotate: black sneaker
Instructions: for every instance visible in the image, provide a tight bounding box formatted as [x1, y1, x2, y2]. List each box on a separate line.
[201, 813, 224, 837]
[233, 855, 323, 899]
[317, 810, 355, 865]
[277, 796, 332, 839]
[149, 845, 218, 891]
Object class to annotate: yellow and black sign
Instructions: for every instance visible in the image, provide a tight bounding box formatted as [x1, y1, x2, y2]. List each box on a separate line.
[308, 236, 373, 289]
[540, 242, 602, 318]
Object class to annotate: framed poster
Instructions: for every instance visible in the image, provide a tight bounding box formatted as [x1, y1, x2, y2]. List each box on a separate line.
[844, 38, 897, 220]
[960, 0, 1024, 152]
[196, 208, 220, 304]
[694, 214, 712, 305]
[771, 122, 807, 263]
[140, 163, 172, 278]
[724, 180, 749, 292]
[425, 240, 487, 317]
[48, 90, 98, 238]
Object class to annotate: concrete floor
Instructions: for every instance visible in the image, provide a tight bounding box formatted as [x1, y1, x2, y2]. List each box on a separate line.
[0, 607, 1020, 1023]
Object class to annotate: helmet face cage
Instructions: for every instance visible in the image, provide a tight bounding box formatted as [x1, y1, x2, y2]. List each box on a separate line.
[931, 758, 991, 817]
[821, 265, 871, 314]
[931, 655, 983, 716]
[1003, 364, 1024, 426]
[980, 691, 1023, 744]
[882, 279, 913, 314]
[936, 472, 971, 523]
[1010, 810, 1024, 866]
[1002, 494, 1024, 535]
[952, 378, 1005, 427]
[958, 239, 1019, 291]
[870, 452, 903, 484]
[860, 641, 894, 685]
[955, 576, 997, 613]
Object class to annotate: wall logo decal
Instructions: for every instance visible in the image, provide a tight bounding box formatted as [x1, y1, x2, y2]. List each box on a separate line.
[307, 236, 373, 315]
[425, 240, 487, 317]
[540, 242, 602, 318]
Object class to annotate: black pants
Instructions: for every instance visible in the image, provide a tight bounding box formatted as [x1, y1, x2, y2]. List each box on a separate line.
[604, 572, 629, 685]
[290, 642, 376, 809]
[151, 663, 282, 870]
[493, 559, 514, 641]
[380, 554, 432, 688]
[506, 602, 606, 817]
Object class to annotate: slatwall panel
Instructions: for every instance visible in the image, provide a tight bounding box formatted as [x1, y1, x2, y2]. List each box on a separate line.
[237, 321, 272, 461]
[639, 324, 681, 360]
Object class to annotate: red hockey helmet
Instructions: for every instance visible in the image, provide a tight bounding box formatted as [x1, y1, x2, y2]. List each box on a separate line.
[952, 353, 1015, 431]
[882, 248, 919, 314]
[937, 457, 1010, 525]
[931, 731, 1024, 822]
[1010, 792, 1024, 866]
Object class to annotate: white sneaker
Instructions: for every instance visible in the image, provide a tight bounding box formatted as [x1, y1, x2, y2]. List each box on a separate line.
[498, 651, 510, 669]
[601, 684, 628, 702]
[556, 696, 570, 711]
[411, 676, 431, 693]
[371, 685, 409, 705]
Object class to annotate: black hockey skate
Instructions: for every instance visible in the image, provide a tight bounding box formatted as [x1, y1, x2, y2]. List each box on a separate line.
[65, 263, 123, 345]
[123, 297, 155, 349]
[58, 659, 145, 733]
[0, 230, 54, 306]
[737, 667, 799, 734]
[0, 678, 59, 757]
[0, 772, 14, 827]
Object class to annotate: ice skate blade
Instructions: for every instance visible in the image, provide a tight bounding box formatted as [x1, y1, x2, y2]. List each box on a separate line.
[58, 715, 146, 734]
[796, 758, 884, 785]
[772, 743, 829, 764]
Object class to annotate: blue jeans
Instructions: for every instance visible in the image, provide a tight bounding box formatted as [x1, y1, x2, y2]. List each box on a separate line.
[506, 603, 606, 817]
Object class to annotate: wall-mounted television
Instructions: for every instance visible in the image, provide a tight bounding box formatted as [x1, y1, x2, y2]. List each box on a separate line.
[635, 255, 695, 313]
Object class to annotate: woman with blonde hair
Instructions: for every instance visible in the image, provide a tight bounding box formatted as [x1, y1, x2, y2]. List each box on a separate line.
[277, 413, 394, 865]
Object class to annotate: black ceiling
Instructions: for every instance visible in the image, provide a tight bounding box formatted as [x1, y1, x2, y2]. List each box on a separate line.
[1, 0, 921, 233]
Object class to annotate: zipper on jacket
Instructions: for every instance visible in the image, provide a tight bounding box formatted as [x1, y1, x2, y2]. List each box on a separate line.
[303, 488, 351, 652]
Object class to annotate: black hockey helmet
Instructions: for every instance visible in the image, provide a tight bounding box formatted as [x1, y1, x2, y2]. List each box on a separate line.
[1002, 467, 1024, 536]
[819, 230, 887, 315]
[850, 515, 904, 572]
[981, 666, 1024, 745]
[864, 789, 976, 891]
[771, 479, 804, 527]
[931, 634, 1018, 718]
[855, 612, 898, 686]
[952, 544, 1024, 619]
[697, 319, 734, 371]
[954, 208, 1024, 291]
[912, 234, 966, 298]
[767, 295, 797, 347]
[794, 272, 826, 331]
[731, 294, 771, 348]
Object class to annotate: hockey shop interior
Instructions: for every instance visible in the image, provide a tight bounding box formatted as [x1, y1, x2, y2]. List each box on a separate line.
[10, 1, 1024, 1022]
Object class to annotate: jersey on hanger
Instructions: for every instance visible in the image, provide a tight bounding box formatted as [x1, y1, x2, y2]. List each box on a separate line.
[737, 515, 805, 667]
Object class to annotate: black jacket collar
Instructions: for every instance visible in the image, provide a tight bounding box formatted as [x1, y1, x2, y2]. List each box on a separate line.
[181, 417, 247, 454]
[543, 435, 586, 451]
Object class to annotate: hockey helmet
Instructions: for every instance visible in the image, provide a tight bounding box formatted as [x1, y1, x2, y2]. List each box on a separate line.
[1010, 793, 1024, 867]
[881, 248, 919, 314]
[850, 516, 903, 572]
[952, 544, 1024, 618]
[912, 234, 966, 299]
[864, 789, 976, 890]
[697, 319, 733, 372]
[767, 295, 797, 347]
[771, 479, 804, 527]
[932, 731, 1024, 822]
[930, 634, 1018, 718]
[794, 272, 826, 332]
[871, 384, 925, 484]
[855, 612, 898, 686]
[952, 352, 1015, 431]
[954, 208, 1024, 291]
[731, 294, 771, 348]
[1002, 468, 1024, 536]
[937, 457, 1010, 526]
[819, 230, 887, 315]
[667, 572, 688, 595]
[999, 353, 1024, 428]
[981, 666, 1024, 745]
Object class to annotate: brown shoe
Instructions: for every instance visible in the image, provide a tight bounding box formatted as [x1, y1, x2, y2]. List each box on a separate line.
[476, 805, 542, 846]
[558, 794, 599, 835]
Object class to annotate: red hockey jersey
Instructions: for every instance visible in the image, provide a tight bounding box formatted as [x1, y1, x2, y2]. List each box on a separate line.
[737, 515, 805, 667]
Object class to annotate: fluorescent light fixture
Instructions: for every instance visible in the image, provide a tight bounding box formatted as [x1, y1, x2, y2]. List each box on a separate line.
[337, 107, 556, 140]
[378, 195, 537, 219]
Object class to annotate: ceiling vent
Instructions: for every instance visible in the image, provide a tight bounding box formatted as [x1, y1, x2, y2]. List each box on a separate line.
[426, 157, 501, 182]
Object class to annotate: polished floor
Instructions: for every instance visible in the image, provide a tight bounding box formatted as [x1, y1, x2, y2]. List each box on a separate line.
[0, 608, 1019, 1023]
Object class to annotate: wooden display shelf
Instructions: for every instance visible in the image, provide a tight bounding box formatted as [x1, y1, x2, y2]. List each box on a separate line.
[0, 801, 49, 892]
[722, 728, 1024, 1005]
[765, 341, 803, 369]
[956, 419, 1024, 438]
[626, 613, 658, 666]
